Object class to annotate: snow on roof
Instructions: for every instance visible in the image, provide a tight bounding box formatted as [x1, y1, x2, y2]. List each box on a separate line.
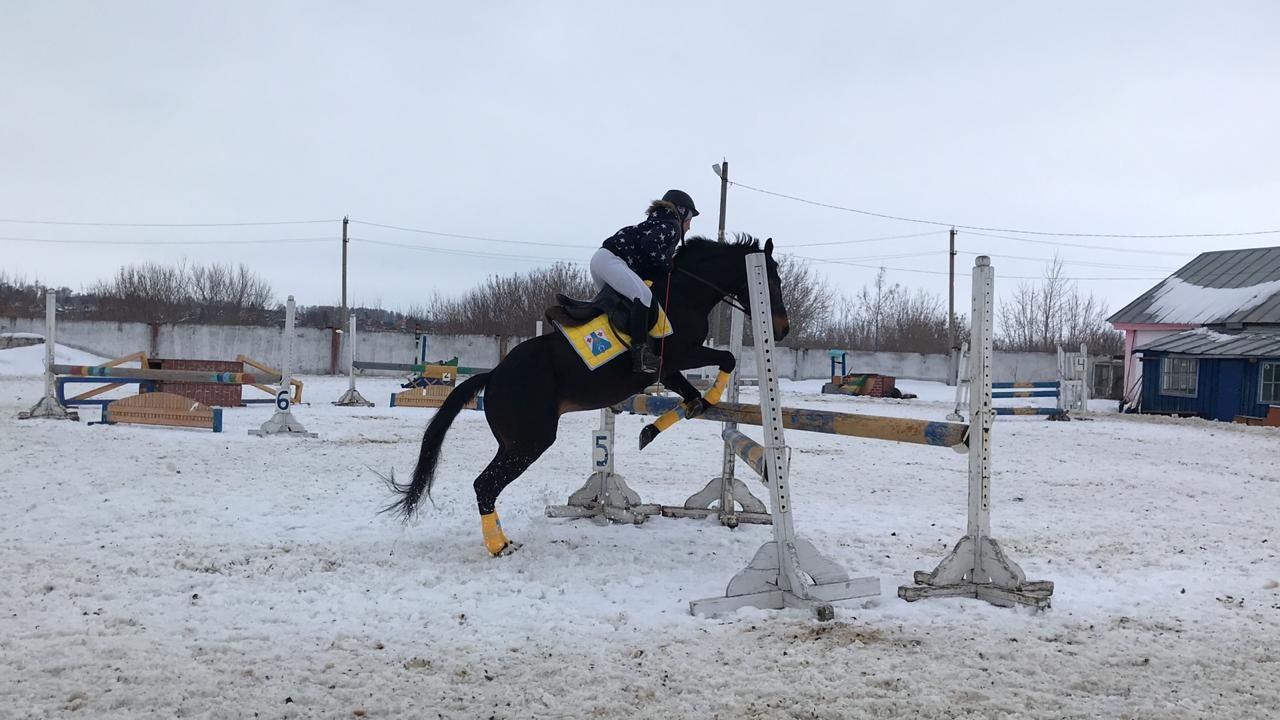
[1108, 245, 1280, 325]
[1146, 276, 1280, 324]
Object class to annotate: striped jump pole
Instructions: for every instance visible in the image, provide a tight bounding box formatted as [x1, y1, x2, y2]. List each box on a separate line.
[51, 365, 282, 386]
[619, 395, 969, 451]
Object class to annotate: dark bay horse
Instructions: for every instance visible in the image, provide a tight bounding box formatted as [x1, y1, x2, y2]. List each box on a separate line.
[385, 236, 789, 555]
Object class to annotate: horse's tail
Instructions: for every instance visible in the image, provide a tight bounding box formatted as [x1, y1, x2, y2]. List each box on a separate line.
[382, 372, 490, 520]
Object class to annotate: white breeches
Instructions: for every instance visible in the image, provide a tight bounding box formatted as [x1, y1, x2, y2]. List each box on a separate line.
[589, 248, 652, 306]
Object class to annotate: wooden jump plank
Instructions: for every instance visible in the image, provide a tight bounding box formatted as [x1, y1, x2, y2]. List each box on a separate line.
[390, 385, 482, 410]
[100, 392, 222, 432]
[618, 395, 968, 450]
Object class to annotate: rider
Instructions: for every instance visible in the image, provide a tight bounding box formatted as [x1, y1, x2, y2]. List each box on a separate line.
[591, 189, 698, 373]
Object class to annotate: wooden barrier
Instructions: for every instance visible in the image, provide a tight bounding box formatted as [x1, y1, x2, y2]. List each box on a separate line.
[821, 373, 899, 398]
[616, 395, 968, 450]
[94, 392, 223, 432]
[20, 292, 313, 436]
[52, 364, 280, 385]
[389, 363, 485, 409]
[391, 384, 483, 410]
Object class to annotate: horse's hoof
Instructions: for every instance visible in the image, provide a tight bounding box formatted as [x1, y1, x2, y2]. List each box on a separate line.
[490, 541, 522, 557]
[638, 425, 659, 450]
[685, 398, 708, 419]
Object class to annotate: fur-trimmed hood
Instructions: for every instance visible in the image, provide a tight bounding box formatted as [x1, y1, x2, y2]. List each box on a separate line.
[645, 200, 682, 220]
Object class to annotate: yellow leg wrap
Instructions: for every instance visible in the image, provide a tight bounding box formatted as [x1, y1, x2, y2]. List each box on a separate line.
[703, 370, 732, 405]
[480, 512, 513, 556]
[653, 406, 686, 432]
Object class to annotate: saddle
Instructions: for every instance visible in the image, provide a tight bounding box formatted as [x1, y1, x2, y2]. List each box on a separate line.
[549, 286, 651, 334]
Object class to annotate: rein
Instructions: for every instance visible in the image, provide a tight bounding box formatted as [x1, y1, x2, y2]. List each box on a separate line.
[673, 266, 749, 314]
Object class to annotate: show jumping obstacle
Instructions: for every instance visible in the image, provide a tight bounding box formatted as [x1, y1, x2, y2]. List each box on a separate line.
[550, 255, 1053, 613]
[335, 320, 488, 410]
[19, 293, 314, 437]
[949, 343, 1089, 421]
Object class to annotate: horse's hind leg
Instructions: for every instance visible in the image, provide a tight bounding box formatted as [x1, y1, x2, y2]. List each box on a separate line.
[474, 436, 555, 556]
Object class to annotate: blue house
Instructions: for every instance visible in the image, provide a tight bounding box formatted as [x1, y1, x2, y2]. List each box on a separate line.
[1108, 246, 1280, 423]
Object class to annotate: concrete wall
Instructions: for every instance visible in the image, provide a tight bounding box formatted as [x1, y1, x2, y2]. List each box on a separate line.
[0, 315, 531, 375]
[2, 315, 1078, 383]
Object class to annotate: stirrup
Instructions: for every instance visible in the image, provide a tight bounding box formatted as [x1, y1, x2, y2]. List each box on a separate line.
[632, 345, 659, 374]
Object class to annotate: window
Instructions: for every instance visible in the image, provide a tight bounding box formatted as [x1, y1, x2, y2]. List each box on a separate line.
[1262, 362, 1280, 405]
[1161, 357, 1198, 397]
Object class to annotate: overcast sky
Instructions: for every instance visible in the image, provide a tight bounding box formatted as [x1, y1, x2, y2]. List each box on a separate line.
[3, 1, 1278, 317]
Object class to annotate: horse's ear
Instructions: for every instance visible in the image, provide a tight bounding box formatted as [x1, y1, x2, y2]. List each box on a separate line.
[764, 237, 774, 254]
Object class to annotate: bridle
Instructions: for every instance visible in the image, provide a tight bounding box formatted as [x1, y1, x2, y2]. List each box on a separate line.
[673, 266, 750, 315]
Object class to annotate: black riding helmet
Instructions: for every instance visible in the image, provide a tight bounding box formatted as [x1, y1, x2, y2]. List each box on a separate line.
[662, 189, 699, 219]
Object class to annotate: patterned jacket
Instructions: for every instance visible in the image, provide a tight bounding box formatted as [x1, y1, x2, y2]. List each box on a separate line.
[601, 202, 684, 279]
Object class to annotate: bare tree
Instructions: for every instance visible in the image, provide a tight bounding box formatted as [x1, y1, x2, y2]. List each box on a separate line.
[814, 268, 953, 353]
[87, 261, 274, 324]
[998, 255, 1122, 354]
[425, 262, 596, 335]
[769, 254, 835, 346]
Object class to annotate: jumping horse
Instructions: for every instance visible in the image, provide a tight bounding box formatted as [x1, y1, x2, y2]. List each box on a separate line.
[384, 235, 789, 555]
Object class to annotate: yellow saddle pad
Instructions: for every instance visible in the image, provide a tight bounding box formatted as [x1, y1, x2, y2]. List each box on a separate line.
[555, 306, 673, 370]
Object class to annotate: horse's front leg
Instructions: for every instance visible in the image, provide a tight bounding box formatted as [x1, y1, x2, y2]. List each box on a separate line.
[638, 347, 736, 450]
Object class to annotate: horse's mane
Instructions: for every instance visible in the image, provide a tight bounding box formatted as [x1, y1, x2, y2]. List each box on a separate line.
[674, 234, 763, 266]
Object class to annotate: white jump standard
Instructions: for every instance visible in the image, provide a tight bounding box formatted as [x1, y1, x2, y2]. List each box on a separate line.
[689, 252, 880, 617]
[249, 296, 317, 438]
[18, 292, 79, 421]
[334, 311, 375, 407]
[898, 256, 1054, 608]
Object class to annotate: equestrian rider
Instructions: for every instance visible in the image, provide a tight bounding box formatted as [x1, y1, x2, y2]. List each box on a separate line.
[590, 189, 698, 373]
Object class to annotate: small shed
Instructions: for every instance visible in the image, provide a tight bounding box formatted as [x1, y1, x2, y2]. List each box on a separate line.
[1109, 245, 1280, 419]
[1136, 328, 1280, 422]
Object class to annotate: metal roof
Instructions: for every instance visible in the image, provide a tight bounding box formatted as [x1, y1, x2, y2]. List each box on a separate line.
[1137, 328, 1280, 357]
[1108, 245, 1280, 324]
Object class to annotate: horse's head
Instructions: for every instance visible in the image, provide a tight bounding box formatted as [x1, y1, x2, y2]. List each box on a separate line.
[673, 235, 790, 342]
[741, 237, 789, 342]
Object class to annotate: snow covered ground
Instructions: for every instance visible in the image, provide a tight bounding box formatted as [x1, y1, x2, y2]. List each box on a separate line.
[1, 345, 1277, 719]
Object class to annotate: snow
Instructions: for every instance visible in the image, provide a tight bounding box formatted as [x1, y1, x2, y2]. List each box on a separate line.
[0, 339, 113, 376]
[1186, 326, 1239, 343]
[1146, 275, 1280, 324]
[1, 349, 1278, 718]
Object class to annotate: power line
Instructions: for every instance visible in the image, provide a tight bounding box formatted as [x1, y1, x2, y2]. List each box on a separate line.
[729, 179, 1280, 239]
[785, 230, 939, 248]
[799, 254, 1164, 281]
[351, 219, 592, 249]
[824, 250, 945, 262]
[955, 249, 1177, 273]
[0, 235, 334, 246]
[353, 237, 587, 265]
[960, 230, 1195, 257]
[0, 218, 337, 228]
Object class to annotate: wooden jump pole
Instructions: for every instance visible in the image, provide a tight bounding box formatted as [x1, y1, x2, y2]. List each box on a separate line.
[51, 365, 282, 385]
[617, 395, 969, 450]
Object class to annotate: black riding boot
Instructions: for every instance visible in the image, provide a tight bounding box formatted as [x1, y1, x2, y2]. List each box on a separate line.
[629, 299, 660, 374]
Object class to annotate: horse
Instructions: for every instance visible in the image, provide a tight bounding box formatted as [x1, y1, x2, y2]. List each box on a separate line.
[384, 235, 789, 556]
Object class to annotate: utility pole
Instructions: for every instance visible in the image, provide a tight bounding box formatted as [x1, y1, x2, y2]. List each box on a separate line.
[711, 160, 730, 344]
[948, 226, 956, 348]
[948, 226, 958, 384]
[341, 215, 349, 335]
[716, 160, 729, 244]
